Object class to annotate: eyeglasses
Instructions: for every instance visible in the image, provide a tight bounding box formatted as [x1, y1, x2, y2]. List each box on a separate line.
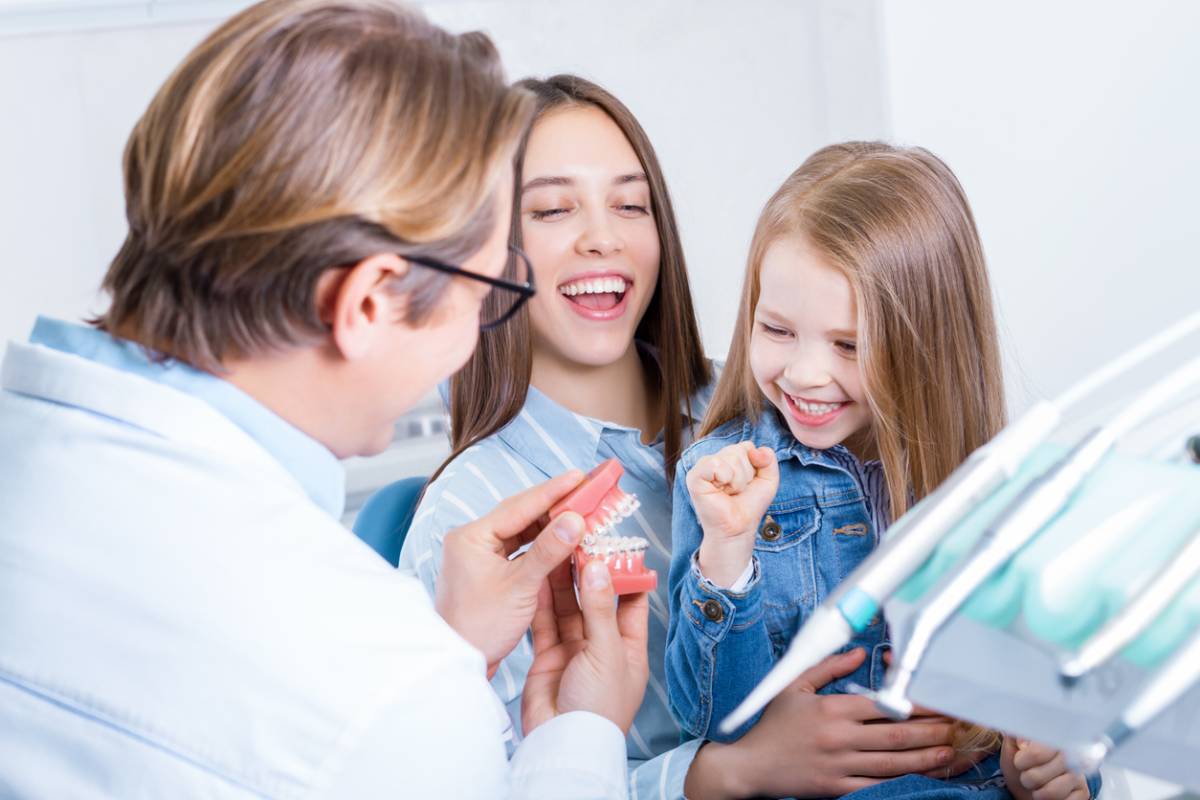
[405, 245, 536, 330]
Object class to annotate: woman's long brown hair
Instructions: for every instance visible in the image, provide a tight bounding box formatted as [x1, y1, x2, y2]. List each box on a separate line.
[432, 75, 710, 483]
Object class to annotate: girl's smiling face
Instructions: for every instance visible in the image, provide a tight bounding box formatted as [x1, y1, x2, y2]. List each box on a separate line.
[749, 234, 874, 454]
[518, 104, 660, 368]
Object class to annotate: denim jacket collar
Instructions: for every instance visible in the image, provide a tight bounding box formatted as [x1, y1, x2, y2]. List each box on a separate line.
[741, 402, 862, 470]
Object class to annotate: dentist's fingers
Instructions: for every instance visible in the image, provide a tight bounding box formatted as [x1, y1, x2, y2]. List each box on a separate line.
[513, 511, 585, 591]
[577, 560, 621, 656]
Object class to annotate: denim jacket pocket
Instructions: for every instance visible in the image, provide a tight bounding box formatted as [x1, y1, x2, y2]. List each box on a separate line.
[752, 499, 822, 553]
[755, 504, 821, 659]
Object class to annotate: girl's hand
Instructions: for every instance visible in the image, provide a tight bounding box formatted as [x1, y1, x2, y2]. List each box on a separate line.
[687, 442, 778, 587]
[1001, 736, 1092, 800]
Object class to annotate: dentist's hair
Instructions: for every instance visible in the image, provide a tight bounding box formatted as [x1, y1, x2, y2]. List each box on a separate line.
[435, 74, 710, 484]
[95, 0, 534, 370]
[703, 142, 1007, 522]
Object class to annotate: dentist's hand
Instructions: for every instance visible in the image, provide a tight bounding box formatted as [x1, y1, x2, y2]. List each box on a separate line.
[436, 470, 585, 677]
[688, 441, 779, 587]
[522, 556, 650, 734]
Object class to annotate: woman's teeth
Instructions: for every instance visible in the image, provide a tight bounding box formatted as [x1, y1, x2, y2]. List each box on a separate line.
[558, 277, 628, 296]
[792, 398, 844, 415]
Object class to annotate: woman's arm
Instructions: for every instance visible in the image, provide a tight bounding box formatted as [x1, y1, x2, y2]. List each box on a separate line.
[683, 650, 974, 799]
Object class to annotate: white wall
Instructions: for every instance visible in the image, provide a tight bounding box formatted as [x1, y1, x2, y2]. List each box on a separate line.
[0, 0, 887, 356]
[879, 0, 1200, 415]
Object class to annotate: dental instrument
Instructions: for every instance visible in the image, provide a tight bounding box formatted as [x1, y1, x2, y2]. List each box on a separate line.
[1060, 524, 1200, 685]
[873, 354, 1200, 720]
[1073, 623, 1200, 775]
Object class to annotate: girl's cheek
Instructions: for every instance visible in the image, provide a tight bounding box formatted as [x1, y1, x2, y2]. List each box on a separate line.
[748, 337, 780, 385]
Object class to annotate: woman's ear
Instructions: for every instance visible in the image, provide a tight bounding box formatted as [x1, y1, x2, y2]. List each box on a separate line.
[316, 253, 410, 361]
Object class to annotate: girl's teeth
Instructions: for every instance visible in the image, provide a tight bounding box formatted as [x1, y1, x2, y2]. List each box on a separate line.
[794, 398, 842, 415]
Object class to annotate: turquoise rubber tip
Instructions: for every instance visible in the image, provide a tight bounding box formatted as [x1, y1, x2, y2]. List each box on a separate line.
[839, 587, 879, 632]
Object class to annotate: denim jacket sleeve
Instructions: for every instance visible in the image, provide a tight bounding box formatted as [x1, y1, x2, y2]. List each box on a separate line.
[664, 460, 778, 743]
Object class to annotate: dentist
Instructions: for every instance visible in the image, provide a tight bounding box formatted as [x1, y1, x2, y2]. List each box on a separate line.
[0, 1, 647, 797]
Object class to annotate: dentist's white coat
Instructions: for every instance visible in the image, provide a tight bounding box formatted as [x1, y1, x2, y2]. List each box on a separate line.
[0, 335, 626, 799]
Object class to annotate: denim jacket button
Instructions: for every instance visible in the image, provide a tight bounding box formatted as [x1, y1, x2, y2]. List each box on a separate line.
[760, 516, 782, 541]
[701, 599, 724, 623]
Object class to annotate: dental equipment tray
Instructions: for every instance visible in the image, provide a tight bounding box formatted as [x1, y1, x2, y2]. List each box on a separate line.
[884, 444, 1200, 788]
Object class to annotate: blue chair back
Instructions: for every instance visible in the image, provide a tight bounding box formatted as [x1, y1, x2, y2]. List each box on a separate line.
[352, 475, 428, 567]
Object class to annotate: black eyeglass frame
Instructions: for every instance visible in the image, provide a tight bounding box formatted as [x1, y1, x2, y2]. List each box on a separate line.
[404, 245, 536, 330]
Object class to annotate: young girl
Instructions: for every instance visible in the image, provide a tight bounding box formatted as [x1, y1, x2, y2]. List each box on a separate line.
[665, 142, 1097, 800]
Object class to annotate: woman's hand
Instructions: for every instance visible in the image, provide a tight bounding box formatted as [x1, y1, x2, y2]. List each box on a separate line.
[522, 556, 650, 734]
[685, 648, 982, 799]
[1001, 737, 1092, 800]
[687, 442, 779, 587]
[435, 470, 586, 676]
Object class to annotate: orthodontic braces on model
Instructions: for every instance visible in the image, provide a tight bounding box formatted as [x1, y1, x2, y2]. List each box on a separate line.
[549, 458, 658, 595]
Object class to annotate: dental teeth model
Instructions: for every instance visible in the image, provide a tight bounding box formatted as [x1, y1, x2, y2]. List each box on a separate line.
[549, 458, 657, 595]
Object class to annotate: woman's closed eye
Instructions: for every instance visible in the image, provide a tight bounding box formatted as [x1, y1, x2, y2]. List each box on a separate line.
[614, 203, 649, 217]
[528, 206, 571, 221]
[834, 339, 858, 356]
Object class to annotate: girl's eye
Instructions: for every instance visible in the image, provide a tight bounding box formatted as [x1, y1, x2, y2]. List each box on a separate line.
[835, 340, 858, 355]
[529, 207, 569, 221]
[759, 322, 792, 338]
[615, 204, 649, 217]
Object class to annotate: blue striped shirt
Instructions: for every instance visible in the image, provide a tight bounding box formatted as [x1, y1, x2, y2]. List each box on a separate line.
[399, 376, 715, 800]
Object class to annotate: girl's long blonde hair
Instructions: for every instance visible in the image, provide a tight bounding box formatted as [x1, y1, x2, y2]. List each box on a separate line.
[703, 142, 1007, 752]
[704, 141, 1006, 521]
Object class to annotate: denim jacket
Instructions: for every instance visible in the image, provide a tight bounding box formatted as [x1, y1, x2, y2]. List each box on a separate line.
[665, 407, 890, 742]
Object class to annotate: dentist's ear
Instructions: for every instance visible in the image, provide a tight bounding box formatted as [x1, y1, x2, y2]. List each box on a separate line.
[316, 253, 410, 361]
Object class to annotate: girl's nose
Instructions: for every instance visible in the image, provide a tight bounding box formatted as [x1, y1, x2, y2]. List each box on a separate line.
[782, 350, 832, 392]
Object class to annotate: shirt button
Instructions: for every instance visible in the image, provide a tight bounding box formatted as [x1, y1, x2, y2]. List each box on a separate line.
[701, 599, 725, 623]
[760, 516, 782, 541]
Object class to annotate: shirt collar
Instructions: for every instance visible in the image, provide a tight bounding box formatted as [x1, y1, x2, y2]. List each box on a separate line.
[29, 317, 345, 518]
[748, 402, 866, 469]
[494, 352, 714, 480]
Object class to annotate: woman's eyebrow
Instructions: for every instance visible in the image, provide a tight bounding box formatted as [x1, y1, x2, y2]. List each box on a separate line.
[615, 173, 647, 185]
[522, 175, 572, 191]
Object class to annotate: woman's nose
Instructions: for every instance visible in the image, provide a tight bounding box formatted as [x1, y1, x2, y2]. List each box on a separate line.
[575, 209, 623, 257]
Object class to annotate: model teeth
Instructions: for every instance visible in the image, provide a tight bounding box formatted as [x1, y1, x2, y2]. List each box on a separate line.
[580, 534, 649, 562]
[793, 398, 843, 415]
[559, 277, 629, 296]
[582, 493, 641, 539]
